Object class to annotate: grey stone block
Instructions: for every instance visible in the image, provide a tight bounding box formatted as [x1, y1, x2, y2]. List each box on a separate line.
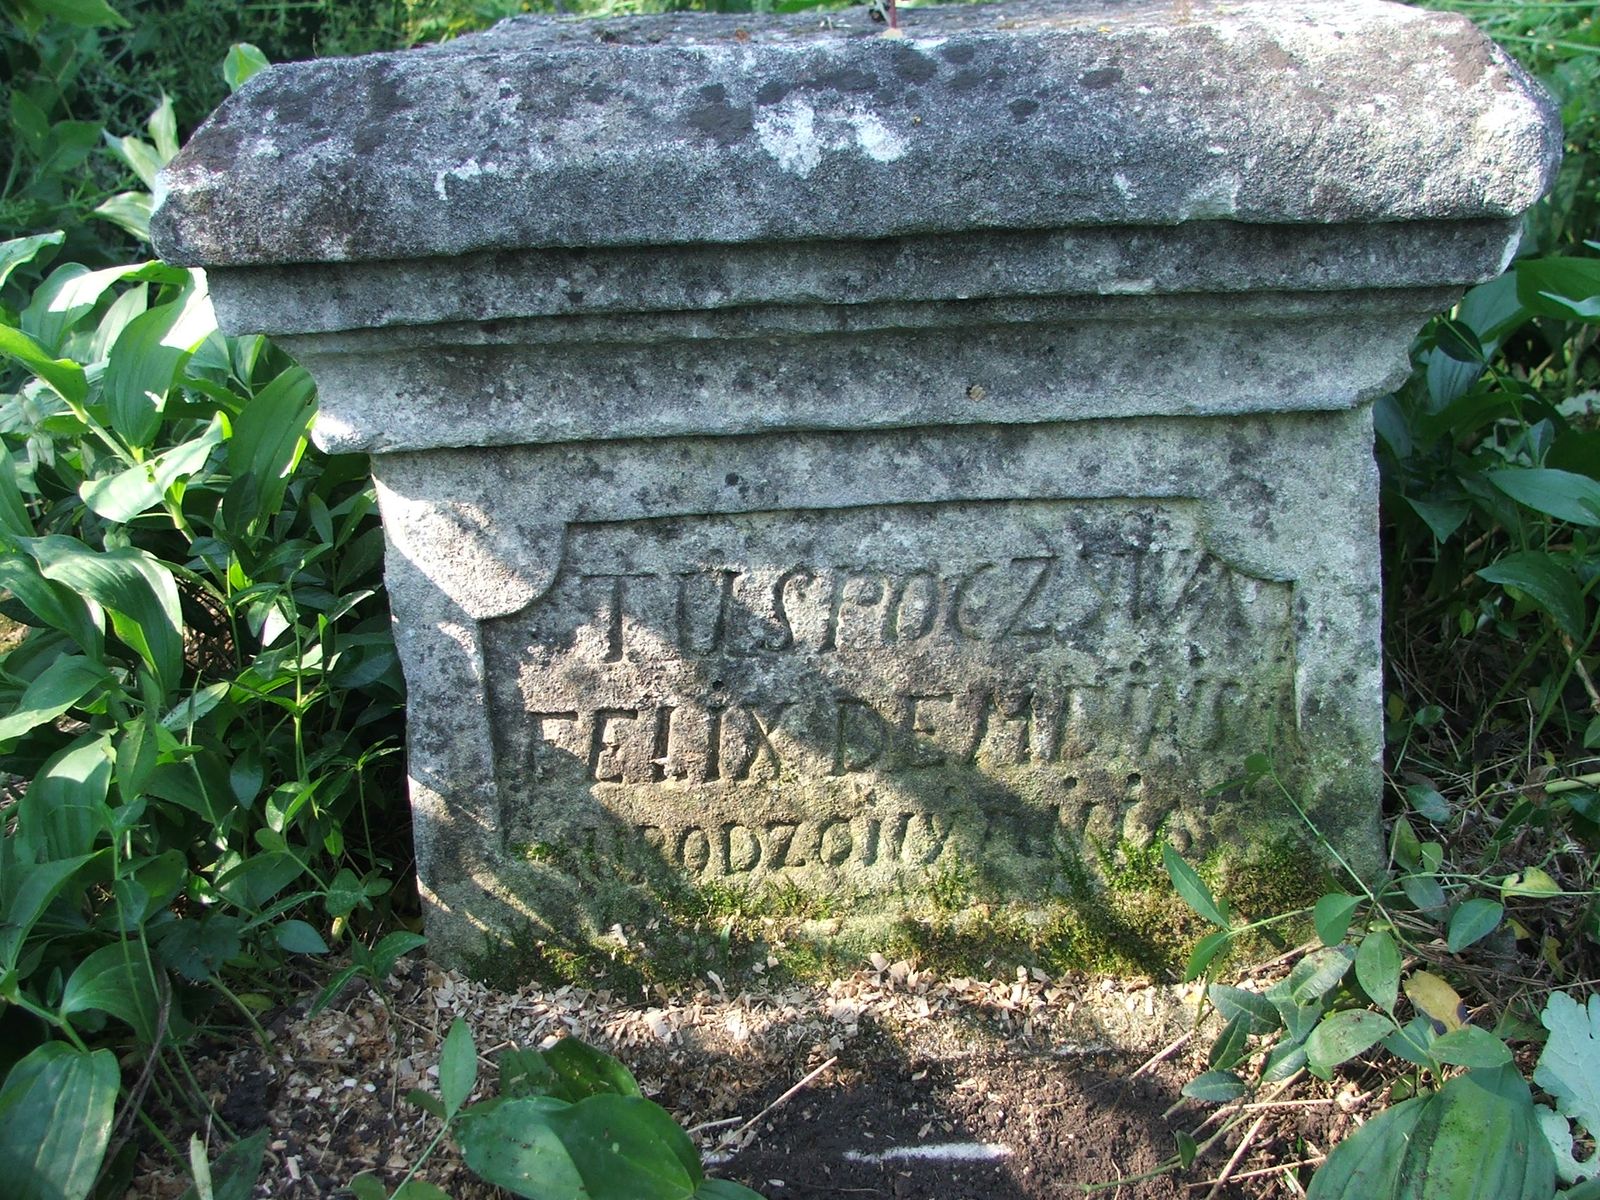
[151, 0, 1558, 972]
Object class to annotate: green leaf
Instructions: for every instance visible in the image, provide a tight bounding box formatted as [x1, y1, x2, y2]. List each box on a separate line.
[224, 367, 315, 533]
[1208, 985, 1281, 1035]
[348, 1172, 389, 1200]
[1517, 256, 1600, 321]
[102, 285, 215, 448]
[1314, 893, 1363, 947]
[1488, 469, 1600, 528]
[21, 262, 141, 351]
[31, 0, 129, 27]
[324, 867, 368, 919]
[0, 324, 88, 405]
[1209, 1013, 1251, 1071]
[1183, 928, 1231, 983]
[1479, 551, 1586, 640]
[368, 931, 427, 979]
[0, 232, 64, 292]
[19, 735, 112, 859]
[80, 414, 225, 523]
[542, 1038, 644, 1102]
[693, 1181, 766, 1199]
[93, 192, 154, 241]
[543, 1094, 702, 1195]
[1304, 1090, 1427, 1199]
[1355, 930, 1400, 1014]
[0, 850, 100, 971]
[1162, 843, 1228, 928]
[25, 536, 182, 691]
[60, 941, 166, 1044]
[1406, 497, 1471, 544]
[0, 655, 109, 743]
[1402, 873, 1447, 915]
[177, 1131, 266, 1200]
[1446, 900, 1504, 954]
[1502, 867, 1564, 898]
[1305, 1010, 1393, 1078]
[456, 1097, 588, 1199]
[392, 1182, 450, 1200]
[224, 44, 270, 92]
[1262, 1039, 1309, 1083]
[0, 1043, 119, 1200]
[439, 1018, 478, 1118]
[1431, 1026, 1513, 1069]
[1175, 1130, 1199, 1169]
[1405, 783, 1451, 823]
[1288, 946, 1354, 1007]
[1181, 1070, 1246, 1104]
[1535, 992, 1600, 1139]
[1384, 1016, 1439, 1069]
[274, 920, 329, 955]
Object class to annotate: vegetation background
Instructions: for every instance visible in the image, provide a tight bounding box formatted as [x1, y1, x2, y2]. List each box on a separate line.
[0, 0, 1596, 1197]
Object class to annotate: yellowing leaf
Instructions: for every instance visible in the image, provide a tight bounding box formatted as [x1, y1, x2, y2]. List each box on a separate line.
[1503, 867, 1564, 898]
[1404, 970, 1467, 1033]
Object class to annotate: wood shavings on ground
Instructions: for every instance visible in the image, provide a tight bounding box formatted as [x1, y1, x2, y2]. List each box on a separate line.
[130, 956, 1344, 1198]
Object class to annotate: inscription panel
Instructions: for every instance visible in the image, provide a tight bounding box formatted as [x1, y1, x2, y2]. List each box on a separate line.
[483, 499, 1295, 900]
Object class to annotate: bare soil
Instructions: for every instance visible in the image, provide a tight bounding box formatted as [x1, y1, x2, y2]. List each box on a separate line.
[132, 957, 1358, 1199]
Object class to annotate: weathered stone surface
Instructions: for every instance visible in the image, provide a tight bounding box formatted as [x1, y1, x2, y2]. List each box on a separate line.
[151, 0, 1559, 266]
[152, 0, 1559, 972]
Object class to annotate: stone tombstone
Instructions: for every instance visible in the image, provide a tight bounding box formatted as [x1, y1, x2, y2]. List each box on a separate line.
[153, 0, 1559, 970]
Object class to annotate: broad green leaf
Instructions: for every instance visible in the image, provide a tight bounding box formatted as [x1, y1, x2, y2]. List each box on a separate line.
[1404, 971, 1467, 1033]
[19, 735, 112, 859]
[392, 1182, 450, 1200]
[0, 558, 102, 655]
[274, 920, 329, 955]
[1314, 893, 1363, 948]
[1210, 1013, 1251, 1071]
[1535, 992, 1600, 1139]
[0, 1043, 119, 1200]
[146, 94, 178, 163]
[1487, 469, 1600, 527]
[0, 451, 33, 540]
[542, 1038, 644, 1102]
[1262, 1040, 1308, 1083]
[224, 367, 315, 533]
[1393, 1066, 1554, 1200]
[1305, 1091, 1427, 1199]
[1355, 930, 1400, 1014]
[1181, 1070, 1245, 1104]
[1183, 928, 1231, 982]
[1306, 1010, 1393, 1078]
[21, 261, 141, 351]
[694, 1181, 766, 1199]
[1478, 552, 1585, 639]
[324, 868, 367, 919]
[1404, 783, 1450, 823]
[0, 324, 88, 404]
[1446, 899, 1504, 954]
[102, 284, 215, 448]
[1162, 843, 1228, 928]
[544, 1093, 702, 1193]
[26, 537, 183, 692]
[0, 655, 109, 743]
[1431, 1026, 1513, 1069]
[80, 414, 225, 522]
[368, 931, 427, 979]
[1402, 873, 1447, 914]
[0, 232, 64, 292]
[1517, 256, 1600, 320]
[1406, 497, 1470, 544]
[93, 192, 154, 241]
[1288, 946, 1354, 1006]
[348, 1174, 387, 1200]
[60, 940, 166, 1044]
[155, 914, 244, 982]
[29, 0, 129, 26]
[224, 44, 270, 92]
[0, 850, 100, 971]
[1384, 1016, 1439, 1069]
[456, 1097, 588, 1199]
[1208, 984, 1281, 1035]
[440, 1018, 478, 1118]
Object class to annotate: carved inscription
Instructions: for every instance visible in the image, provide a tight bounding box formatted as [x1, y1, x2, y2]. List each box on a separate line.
[483, 500, 1296, 887]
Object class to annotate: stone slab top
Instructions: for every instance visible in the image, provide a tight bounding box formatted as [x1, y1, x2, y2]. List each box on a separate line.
[151, 0, 1560, 268]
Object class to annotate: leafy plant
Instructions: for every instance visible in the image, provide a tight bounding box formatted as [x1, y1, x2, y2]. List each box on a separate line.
[352, 1021, 764, 1200]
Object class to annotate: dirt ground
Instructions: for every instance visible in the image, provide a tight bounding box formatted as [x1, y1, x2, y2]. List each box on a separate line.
[133, 956, 1361, 1199]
